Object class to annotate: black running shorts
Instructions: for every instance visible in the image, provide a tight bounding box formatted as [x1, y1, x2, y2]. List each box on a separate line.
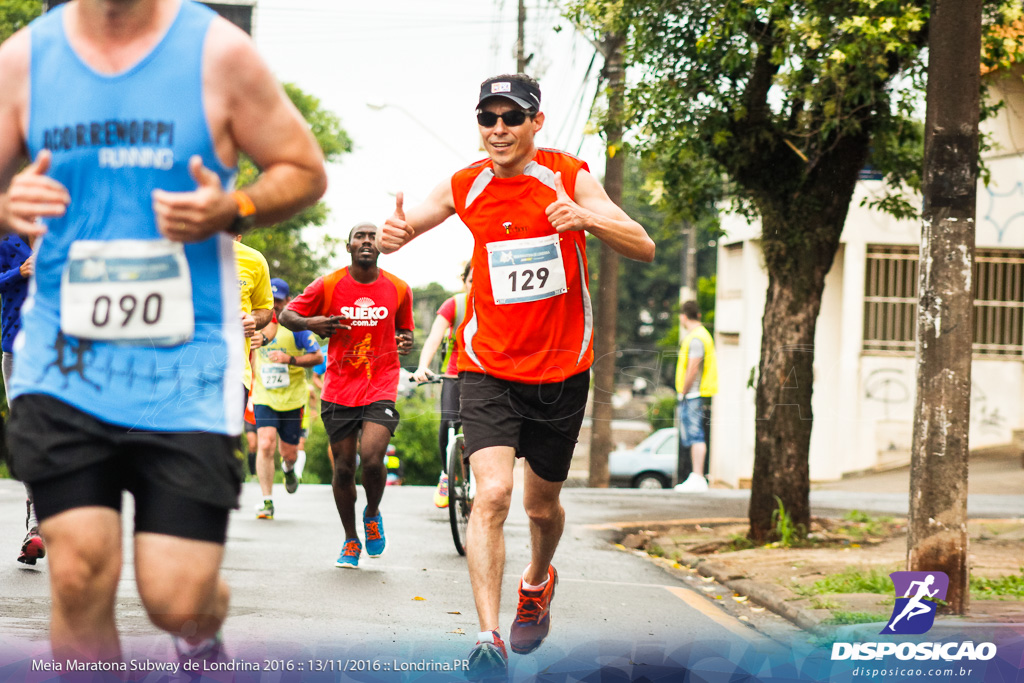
[458, 369, 590, 483]
[320, 399, 400, 444]
[7, 394, 243, 543]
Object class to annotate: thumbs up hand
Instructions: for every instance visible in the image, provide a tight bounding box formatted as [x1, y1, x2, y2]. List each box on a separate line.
[4, 150, 70, 237]
[545, 172, 589, 233]
[153, 155, 237, 243]
[377, 191, 414, 254]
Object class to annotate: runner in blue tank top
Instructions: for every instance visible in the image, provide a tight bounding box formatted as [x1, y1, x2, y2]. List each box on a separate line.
[0, 0, 326, 664]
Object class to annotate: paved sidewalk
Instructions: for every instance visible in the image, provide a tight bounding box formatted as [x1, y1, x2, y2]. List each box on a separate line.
[812, 444, 1024, 497]
[613, 445, 1024, 637]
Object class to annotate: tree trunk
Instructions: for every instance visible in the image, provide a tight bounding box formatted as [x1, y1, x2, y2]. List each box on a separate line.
[588, 33, 626, 488]
[907, 0, 981, 615]
[748, 270, 826, 543]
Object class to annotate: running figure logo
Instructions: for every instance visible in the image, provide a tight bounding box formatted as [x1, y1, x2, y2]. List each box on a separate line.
[882, 571, 949, 634]
[345, 333, 373, 380]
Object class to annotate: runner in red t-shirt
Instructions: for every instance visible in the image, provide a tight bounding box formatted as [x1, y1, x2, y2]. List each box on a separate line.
[280, 222, 413, 569]
[375, 74, 654, 679]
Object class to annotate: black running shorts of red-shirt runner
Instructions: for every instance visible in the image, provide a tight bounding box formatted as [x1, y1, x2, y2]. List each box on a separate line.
[320, 399, 401, 444]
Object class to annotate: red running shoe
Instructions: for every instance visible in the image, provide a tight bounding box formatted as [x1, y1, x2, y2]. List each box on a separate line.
[18, 528, 45, 566]
[509, 565, 557, 654]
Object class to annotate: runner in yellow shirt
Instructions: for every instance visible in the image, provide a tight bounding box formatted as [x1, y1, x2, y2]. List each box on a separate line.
[234, 237, 274, 412]
[251, 279, 323, 519]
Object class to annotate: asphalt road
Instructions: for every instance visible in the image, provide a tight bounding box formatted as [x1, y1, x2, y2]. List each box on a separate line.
[0, 476, 801, 679]
[2, 473, 1019, 680]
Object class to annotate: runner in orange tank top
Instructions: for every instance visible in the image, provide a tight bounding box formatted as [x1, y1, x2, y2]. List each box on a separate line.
[375, 73, 654, 680]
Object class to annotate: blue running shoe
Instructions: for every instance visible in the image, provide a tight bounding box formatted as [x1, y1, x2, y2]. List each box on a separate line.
[335, 538, 361, 569]
[363, 508, 386, 557]
[467, 631, 508, 682]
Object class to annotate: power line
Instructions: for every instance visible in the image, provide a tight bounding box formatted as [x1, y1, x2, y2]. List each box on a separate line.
[578, 73, 605, 157]
[554, 48, 598, 149]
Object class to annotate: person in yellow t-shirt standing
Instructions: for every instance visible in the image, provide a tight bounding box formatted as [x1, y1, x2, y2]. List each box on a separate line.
[674, 300, 718, 493]
[251, 279, 323, 519]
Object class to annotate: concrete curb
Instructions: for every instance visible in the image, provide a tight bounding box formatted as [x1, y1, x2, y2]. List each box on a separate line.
[658, 549, 832, 636]
[606, 518, 836, 636]
[604, 514, 1024, 638]
[633, 548, 1023, 638]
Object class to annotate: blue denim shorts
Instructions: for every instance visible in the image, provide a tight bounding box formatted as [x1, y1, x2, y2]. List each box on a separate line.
[678, 397, 707, 447]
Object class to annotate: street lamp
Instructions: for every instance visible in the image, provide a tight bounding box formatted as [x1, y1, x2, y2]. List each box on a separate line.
[365, 102, 464, 160]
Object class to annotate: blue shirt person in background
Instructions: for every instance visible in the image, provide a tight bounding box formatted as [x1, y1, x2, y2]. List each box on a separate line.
[0, 234, 44, 565]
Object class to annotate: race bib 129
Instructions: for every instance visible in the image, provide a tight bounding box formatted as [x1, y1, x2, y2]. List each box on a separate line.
[486, 234, 567, 305]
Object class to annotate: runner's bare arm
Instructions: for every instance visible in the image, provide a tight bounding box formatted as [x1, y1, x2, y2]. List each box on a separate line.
[153, 19, 326, 242]
[412, 315, 452, 381]
[0, 30, 70, 237]
[252, 308, 273, 331]
[267, 348, 322, 368]
[682, 351, 702, 395]
[278, 309, 349, 337]
[547, 170, 655, 263]
[376, 179, 456, 254]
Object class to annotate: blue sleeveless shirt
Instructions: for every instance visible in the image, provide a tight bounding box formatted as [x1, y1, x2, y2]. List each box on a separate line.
[12, 1, 244, 435]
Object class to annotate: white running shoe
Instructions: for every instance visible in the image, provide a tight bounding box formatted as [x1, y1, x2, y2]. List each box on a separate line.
[674, 472, 709, 493]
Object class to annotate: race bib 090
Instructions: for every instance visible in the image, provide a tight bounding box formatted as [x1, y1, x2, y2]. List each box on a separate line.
[60, 239, 194, 346]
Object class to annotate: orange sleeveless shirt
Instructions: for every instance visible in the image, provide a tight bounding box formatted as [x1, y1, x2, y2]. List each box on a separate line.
[451, 148, 593, 384]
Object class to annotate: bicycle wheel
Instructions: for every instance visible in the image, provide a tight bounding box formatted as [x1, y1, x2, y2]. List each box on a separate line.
[448, 434, 471, 556]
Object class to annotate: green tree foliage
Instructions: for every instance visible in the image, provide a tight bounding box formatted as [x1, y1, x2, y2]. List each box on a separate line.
[405, 282, 453, 368]
[390, 393, 444, 486]
[303, 417, 332, 484]
[0, 0, 41, 41]
[572, 0, 1020, 541]
[587, 154, 718, 386]
[241, 83, 352, 292]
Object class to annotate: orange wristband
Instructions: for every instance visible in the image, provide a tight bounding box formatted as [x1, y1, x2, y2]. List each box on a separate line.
[232, 190, 256, 217]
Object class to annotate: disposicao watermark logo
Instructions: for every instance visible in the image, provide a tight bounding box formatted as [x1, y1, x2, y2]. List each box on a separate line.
[882, 571, 949, 635]
[830, 570, 997, 664]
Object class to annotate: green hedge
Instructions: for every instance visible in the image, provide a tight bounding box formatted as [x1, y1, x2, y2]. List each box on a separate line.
[648, 394, 677, 431]
[301, 393, 443, 487]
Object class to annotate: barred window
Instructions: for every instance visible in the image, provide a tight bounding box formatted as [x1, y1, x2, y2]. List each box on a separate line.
[863, 245, 1024, 358]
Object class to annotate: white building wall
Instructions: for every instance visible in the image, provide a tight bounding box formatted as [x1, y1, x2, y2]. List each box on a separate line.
[710, 222, 766, 487]
[807, 245, 845, 482]
[712, 90, 1024, 485]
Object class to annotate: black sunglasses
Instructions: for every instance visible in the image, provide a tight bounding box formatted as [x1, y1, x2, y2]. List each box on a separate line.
[476, 110, 531, 127]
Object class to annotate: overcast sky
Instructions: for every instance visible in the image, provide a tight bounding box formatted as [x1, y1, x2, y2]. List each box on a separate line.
[252, 0, 607, 290]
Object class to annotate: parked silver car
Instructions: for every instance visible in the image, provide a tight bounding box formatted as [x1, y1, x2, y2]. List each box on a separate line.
[608, 427, 678, 489]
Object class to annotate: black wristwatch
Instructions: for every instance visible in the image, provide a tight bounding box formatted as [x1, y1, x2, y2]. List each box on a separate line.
[228, 190, 257, 236]
[288, 356, 296, 366]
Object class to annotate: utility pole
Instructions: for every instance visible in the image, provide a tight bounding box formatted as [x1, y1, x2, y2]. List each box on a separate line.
[588, 32, 626, 488]
[516, 0, 527, 73]
[908, 0, 981, 614]
[680, 221, 697, 303]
